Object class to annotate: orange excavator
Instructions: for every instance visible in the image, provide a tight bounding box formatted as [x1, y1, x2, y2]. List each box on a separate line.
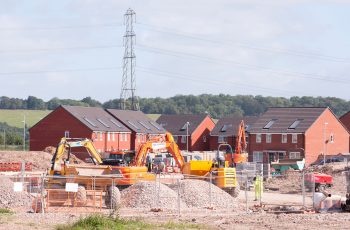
[225, 120, 248, 165]
[131, 132, 185, 169]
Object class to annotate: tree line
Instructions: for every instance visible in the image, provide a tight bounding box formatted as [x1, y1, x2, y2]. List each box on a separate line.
[1, 94, 350, 118]
[0, 122, 27, 146]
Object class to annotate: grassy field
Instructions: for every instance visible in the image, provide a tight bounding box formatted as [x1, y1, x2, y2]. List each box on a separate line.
[0, 110, 51, 128]
[0, 109, 161, 128]
[56, 215, 206, 230]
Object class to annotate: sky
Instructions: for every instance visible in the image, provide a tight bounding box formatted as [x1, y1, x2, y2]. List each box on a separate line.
[0, 0, 350, 102]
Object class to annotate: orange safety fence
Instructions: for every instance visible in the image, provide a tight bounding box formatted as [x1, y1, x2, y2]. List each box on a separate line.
[0, 162, 33, 171]
[46, 189, 103, 210]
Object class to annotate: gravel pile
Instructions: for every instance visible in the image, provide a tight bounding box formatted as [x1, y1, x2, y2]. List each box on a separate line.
[169, 179, 239, 209]
[0, 177, 33, 209]
[0, 151, 53, 171]
[121, 181, 187, 210]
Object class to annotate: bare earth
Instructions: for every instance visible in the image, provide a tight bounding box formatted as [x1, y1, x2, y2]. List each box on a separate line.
[0, 152, 350, 229]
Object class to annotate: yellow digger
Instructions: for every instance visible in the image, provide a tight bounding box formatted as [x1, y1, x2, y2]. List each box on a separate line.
[131, 132, 240, 197]
[48, 137, 123, 208]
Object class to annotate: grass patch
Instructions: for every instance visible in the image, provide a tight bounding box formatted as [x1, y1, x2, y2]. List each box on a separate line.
[0, 208, 13, 214]
[56, 215, 207, 230]
[0, 109, 51, 128]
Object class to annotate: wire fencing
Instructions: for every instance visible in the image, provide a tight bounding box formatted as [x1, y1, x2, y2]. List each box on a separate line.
[1, 168, 348, 215]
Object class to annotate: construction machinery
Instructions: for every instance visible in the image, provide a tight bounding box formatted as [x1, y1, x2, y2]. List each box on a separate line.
[225, 120, 248, 165]
[304, 172, 333, 192]
[49, 137, 123, 207]
[131, 132, 240, 197]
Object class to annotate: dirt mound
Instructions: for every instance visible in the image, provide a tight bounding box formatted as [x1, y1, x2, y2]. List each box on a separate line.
[0, 151, 53, 171]
[43, 146, 56, 155]
[121, 181, 187, 209]
[0, 177, 32, 209]
[43, 146, 84, 164]
[168, 179, 239, 209]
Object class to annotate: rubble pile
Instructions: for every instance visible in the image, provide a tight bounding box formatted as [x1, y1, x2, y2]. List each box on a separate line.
[0, 177, 32, 209]
[121, 182, 187, 209]
[0, 151, 52, 171]
[43, 147, 84, 164]
[169, 179, 239, 209]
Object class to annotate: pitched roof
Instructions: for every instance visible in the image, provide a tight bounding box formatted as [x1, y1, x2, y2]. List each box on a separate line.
[339, 111, 350, 133]
[62, 105, 130, 132]
[210, 115, 258, 136]
[156, 114, 212, 135]
[106, 109, 165, 134]
[248, 107, 327, 133]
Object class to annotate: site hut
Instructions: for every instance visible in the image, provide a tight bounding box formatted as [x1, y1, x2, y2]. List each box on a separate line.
[156, 114, 215, 152]
[209, 115, 258, 151]
[106, 109, 166, 152]
[339, 111, 350, 151]
[29, 105, 132, 160]
[247, 107, 350, 166]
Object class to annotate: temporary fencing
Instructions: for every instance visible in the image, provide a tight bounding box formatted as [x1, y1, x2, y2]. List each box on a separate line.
[1, 167, 348, 215]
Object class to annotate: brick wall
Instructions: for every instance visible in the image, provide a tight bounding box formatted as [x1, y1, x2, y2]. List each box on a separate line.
[305, 109, 349, 165]
[29, 107, 92, 151]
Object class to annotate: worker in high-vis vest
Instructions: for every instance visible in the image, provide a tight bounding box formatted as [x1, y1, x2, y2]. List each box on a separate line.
[254, 175, 263, 201]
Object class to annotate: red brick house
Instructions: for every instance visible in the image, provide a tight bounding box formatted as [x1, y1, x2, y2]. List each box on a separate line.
[29, 105, 132, 158]
[339, 111, 350, 150]
[209, 116, 258, 151]
[156, 114, 215, 151]
[248, 107, 349, 166]
[106, 109, 166, 151]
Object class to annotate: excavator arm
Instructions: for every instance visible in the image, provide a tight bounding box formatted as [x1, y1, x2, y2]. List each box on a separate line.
[131, 132, 185, 169]
[235, 120, 247, 154]
[50, 138, 103, 174]
[165, 132, 185, 169]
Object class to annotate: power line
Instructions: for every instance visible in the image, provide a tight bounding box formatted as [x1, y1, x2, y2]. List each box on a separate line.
[136, 44, 350, 84]
[0, 22, 123, 31]
[136, 22, 350, 63]
[0, 66, 121, 76]
[136, 66, 319, 97]
[0, 44, 123, 54]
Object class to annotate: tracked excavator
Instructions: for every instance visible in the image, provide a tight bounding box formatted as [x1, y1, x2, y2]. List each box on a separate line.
[132, 132, 240, 197]
[49, 137, 123, 207]
[225, 120, 248, 165]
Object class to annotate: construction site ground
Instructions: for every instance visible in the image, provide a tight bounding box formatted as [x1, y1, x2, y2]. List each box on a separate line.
[1, 151, 350, 229]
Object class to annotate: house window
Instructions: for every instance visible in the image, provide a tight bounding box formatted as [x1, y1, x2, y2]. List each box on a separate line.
[203, 135, 207, 143]
[181, 136, 187, 143]
[330, 133, 334, 143]
[289, 152, 301, 159]
[292, 134, 297, 143]
[64, 131, 70, 138]
[107, 132, 110, 141]
[253, 151, 263, 163]
[266, 134, 272, 143]
[99, 132, 103, 141]
[278, 152, 285, 160]
[112, 133, 115, 141]
[256, 134, 262, 143]
[137, 134, 141, 143]
[282, 134, 287, 143]
[125, 133, 128, 142]
[173, 136, 178, 142]
[93, 132, 98, 141]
